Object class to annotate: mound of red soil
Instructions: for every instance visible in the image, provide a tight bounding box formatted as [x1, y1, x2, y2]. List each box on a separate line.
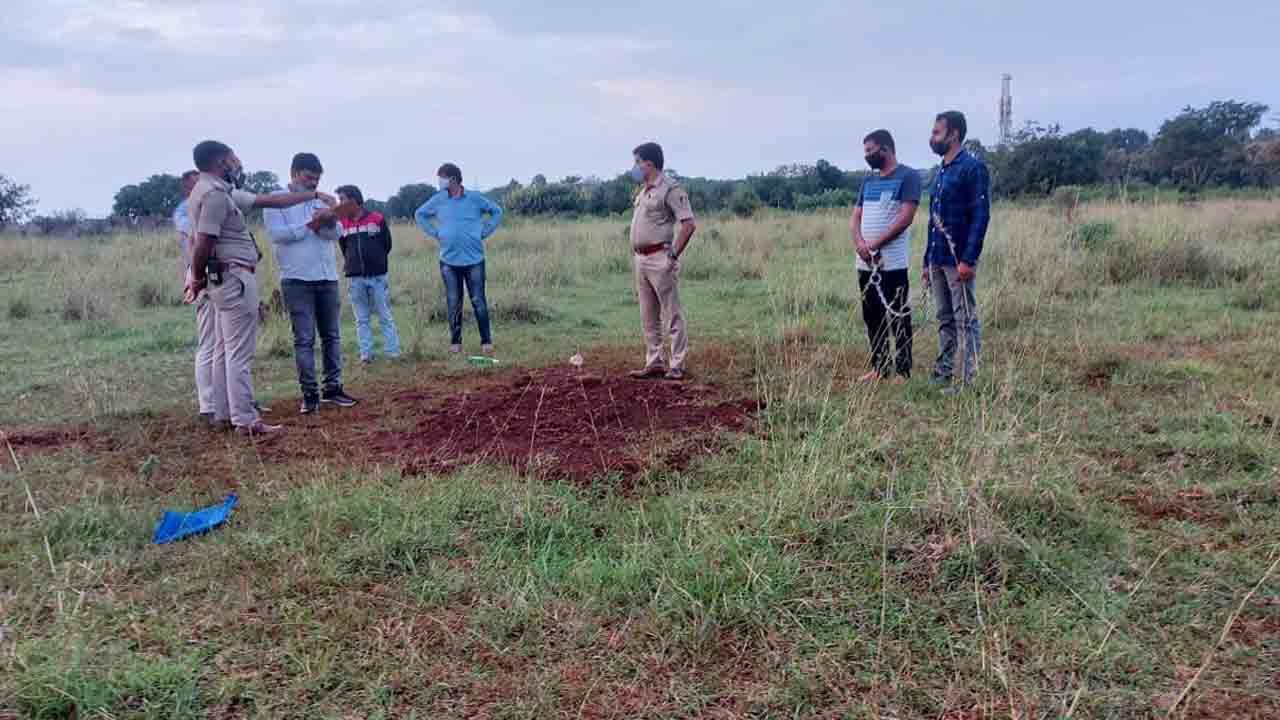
[366, 367, 761, 483]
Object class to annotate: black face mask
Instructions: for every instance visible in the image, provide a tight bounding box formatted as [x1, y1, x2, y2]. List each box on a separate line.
[865, 151, 886, 170]
[223, 165, 245, 189]
[930, 138, 953, 157]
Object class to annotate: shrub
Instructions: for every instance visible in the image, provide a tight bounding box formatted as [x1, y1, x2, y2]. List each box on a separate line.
[62, 288, 113, 323]
[729, 185, 763, 218]
[1073, 220, 1115, 249]
[134, 280, 173, 308]
[8, 297, 32, 319]
[794, 188, 856, 211]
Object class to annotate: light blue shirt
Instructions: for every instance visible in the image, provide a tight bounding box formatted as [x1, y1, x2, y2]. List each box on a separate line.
[264, 190, 340, 282]
[414, 189, 504, 267]
[173, 199, 191, 237]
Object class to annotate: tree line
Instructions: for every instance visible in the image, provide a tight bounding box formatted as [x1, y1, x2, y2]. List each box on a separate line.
[1, 99, 1275, 231]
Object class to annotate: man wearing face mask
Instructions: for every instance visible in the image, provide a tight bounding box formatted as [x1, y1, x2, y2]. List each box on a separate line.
[415, 163, 504, 355]
[627, 141, 697, 381]
[925, 111, 990, 394]
[851, 130, 921, 384]
[186, 140, 333, 435]
[265, 152, 358, 415]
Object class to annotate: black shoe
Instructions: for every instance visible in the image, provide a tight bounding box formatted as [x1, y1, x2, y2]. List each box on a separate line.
[321, 387, 358, 408]
[300, 394, 320, 415]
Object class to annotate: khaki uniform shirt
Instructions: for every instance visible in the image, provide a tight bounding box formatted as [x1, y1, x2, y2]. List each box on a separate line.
[189, 173, 259, 266]
[630, 174, 695, 250]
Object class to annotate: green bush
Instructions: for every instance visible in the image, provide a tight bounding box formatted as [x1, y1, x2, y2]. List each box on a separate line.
[134, 280, 173, 308]
[1073, 220, 1116, 249]
[8, 297, 32, 319]
[729, 185, 762, 218]
[794, 188, 856, 211]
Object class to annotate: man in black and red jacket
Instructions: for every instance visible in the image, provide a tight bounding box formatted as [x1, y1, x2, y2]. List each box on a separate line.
[335, 185, 402, 363]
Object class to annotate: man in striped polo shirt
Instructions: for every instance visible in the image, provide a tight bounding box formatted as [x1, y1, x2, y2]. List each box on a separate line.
[851, 129, 921, 384]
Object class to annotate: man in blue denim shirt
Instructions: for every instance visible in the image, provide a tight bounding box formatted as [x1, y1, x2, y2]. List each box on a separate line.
[925, 111, 991, 394]
[415, 163, 504, 355]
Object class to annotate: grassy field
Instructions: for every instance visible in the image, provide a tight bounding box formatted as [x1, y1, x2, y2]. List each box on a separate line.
[2, 198, 1279, 718]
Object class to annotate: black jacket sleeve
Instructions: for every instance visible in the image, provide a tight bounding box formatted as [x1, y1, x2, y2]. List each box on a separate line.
[380, 219, 392, 254]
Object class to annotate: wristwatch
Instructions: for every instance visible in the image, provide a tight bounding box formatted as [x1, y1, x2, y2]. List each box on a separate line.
[666, 246, 677, 260]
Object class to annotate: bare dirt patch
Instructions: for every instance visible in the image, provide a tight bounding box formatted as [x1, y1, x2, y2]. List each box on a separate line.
[365, 366, 760, 485]
[4, 354, 762, 489]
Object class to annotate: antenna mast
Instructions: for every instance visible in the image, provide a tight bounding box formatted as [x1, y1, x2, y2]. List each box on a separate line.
[999, 74, 1014, 146]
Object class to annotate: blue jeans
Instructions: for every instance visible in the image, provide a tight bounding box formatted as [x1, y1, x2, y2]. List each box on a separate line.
[348, 274, 401, 360]
[439, 261, 491, 345]
[281, 279, 343, 397]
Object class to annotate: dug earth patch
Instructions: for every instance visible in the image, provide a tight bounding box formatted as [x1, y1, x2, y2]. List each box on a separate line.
[364, 367, 761, 485]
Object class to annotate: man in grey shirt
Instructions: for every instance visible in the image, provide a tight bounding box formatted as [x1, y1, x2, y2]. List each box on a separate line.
[265, 153, 357, 415]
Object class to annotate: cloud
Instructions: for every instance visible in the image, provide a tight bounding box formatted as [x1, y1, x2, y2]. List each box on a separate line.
[591, 78, 734, 125]
[1, 0, 1275, 214]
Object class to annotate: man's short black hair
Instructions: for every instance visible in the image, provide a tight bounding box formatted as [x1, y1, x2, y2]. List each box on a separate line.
[193, 140, 232, 172]
[291, 152, 324, 175]
[437, 163, 462, 184]
[181, 169, 200, 183]
[334, 184, 364, 205]
[936, 111, 968, 143]
[633, 142, 664, 170]
[863, 129, 895, 153]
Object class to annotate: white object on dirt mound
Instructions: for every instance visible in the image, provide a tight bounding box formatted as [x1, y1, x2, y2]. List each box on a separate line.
[569, 352, 584, 368]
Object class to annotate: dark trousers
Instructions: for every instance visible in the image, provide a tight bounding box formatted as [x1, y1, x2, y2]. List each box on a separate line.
[440, 261, 491, 345]
[857, 268, 913, 377]
[282, 279, 343, 397]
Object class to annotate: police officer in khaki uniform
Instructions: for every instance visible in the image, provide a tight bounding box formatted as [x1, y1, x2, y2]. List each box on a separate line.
[627, 142, 697, 381]
[186, 140, 331, 436]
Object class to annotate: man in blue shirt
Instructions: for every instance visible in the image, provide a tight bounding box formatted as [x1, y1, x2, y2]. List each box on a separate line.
[415, 163, 504, 355]
[265, 152, 358, 414]
[925, 111, 991, 394]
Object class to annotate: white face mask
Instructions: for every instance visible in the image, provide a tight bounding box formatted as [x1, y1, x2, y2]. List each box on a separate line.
[438, 177, 452, 191]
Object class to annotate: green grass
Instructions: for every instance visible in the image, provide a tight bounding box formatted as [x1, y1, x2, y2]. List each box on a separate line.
[2, 200, 1280, 717]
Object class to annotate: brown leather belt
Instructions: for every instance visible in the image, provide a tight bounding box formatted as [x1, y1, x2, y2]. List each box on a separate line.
[634, 242, 671, 256]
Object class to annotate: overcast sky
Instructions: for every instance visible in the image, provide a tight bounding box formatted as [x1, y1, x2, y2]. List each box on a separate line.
[3, 0, 1276, 215]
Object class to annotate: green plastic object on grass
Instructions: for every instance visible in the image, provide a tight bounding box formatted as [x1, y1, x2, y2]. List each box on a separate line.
[467, 356, 500, 367]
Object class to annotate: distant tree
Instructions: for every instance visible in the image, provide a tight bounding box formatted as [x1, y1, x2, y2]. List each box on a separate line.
[729, 184, 763, 218]
[531, 174, 548, 187]
[1151, 100, 1269, 189]
[30, 209, 87, 235]
[386, 183, 437, 220]
[113, 174, 183, 218]
[986, 123, 1105, 197]
[504, 182, 583, 215]
[1245, 137, 1280, 187]
[1103, 128, 1150, 153]
[243, 171, 281, 195]
[0, 173, 37, 227]
[814, 159, 845, 192]
[559, 175, 582, 185]
[962, 139, 989, 161]
[586, 175, 636, 216]
[364, 198, 390, 216]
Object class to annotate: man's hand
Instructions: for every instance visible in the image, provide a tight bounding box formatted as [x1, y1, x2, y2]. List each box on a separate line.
[856, 239, 874, 264]
[922, 265, 931, 288]
[315, 192, 337, 207]
[186, 276, 207, 302]
[956, 262, 976, 283]
[307, 207, 337, 231]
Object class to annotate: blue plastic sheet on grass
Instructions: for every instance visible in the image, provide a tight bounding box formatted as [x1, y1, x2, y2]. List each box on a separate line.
[152, 494, 238, 545]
